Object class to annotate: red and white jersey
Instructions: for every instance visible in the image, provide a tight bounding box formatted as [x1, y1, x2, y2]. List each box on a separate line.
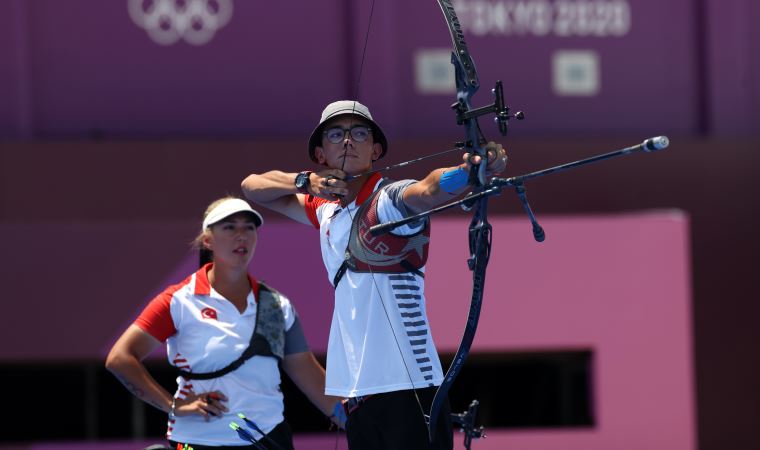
[304, 173, 444, 397]
[135, 263, 302, 445]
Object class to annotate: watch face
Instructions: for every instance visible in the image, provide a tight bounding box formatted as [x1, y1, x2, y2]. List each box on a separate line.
[296, 171, 310, 192]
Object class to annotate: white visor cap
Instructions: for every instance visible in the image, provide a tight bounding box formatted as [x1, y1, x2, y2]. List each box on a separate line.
[202, 198, 263, 230]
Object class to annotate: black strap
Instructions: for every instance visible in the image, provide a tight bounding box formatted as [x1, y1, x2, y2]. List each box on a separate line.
[333, 257, 424, 288]
[399, 260, 425, 278]
[177, 283, 275, 381]
[333, 260, 350, 287]
[178, 334, 273, 380]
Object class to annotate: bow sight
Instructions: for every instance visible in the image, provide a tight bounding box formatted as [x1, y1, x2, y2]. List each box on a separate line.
[452, 80, 524, 138]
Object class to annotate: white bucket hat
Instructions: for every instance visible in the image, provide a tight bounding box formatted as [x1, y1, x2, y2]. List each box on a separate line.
[307, 100, 388, 163]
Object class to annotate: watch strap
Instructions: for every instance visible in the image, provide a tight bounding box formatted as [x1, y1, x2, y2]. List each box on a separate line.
[295, 171, 312, 194]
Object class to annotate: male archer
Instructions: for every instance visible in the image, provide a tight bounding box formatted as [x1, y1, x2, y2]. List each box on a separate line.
[241, 100, 507, 450]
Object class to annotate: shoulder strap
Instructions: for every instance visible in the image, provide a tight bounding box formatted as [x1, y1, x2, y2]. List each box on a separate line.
[177, 282, 276, 380]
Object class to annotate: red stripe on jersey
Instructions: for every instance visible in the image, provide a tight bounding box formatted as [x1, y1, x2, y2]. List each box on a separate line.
[136, 264, 261, 341]
[134, 277, 190, 342]
[250, 275, 260, 301]
[302, 172, 381, 227]
[355, 173, 382, 206]
[303, 195, 332, 228]
[194, 263, 212, 295]
[195, 262, 258, 299]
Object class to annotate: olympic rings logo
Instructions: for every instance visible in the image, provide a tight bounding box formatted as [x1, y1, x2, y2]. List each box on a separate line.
[128, 0, 234, 46]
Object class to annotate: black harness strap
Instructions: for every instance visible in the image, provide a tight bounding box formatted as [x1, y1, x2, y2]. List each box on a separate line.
[177, 334, 273, 380]
[399, 260, 425, 278]
[333, 259, 350, 287]
[177, 283, 278, 381]
[332, 179, 427, 288]
[333, 251, 425, 288]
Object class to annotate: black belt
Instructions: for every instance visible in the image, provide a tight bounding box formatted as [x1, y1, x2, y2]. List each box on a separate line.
[344, 394, 375, 415]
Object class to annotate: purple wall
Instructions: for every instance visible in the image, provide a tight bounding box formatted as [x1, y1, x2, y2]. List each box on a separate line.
[0, 0, 347, 138]
[0, 0, 30, 137]
[365, 0, 700, 137]
[705, 0, 760, 134]
[0, 0, 758, 138]
[428, 214, 695, 450]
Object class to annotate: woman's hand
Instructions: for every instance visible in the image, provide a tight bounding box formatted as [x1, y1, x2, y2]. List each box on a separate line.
[175, 391, 229, 421]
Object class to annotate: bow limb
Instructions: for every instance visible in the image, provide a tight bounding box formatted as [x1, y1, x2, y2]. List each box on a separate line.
[427, 204, 491, 442]
[427, 0, 491, 442]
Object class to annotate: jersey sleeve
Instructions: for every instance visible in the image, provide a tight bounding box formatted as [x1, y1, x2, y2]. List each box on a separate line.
[303, 194, 329, 229]
[379, 179, 427, 233]
[133, 290, 177, 342]
[278, 292, 309, 354]
[284, 314, 309, 355]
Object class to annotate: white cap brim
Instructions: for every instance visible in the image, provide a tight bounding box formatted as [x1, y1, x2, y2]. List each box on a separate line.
[202, 198, 263, 230]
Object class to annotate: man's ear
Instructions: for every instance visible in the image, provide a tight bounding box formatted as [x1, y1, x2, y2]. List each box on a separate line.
[314, 146, 327, 165]
[371, 143, 382, 161]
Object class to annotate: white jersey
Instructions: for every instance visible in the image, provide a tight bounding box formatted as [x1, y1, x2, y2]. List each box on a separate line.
[304, 173, 444, 397]
[135, 264, 304, 445]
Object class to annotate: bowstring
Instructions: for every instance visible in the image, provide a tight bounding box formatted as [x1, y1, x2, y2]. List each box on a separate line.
[335, 0, 429, 441]
[345, 146, 464, 181]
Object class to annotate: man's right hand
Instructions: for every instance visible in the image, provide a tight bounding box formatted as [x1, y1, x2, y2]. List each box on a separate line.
[309, 169, 348, 200]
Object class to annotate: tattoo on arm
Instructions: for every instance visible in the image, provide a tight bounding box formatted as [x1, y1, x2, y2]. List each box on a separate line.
[114, 373, 145, 398]
[114, 373, 168, 412]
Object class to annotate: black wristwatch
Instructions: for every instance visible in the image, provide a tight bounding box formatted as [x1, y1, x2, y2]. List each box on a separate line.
[294, 171, 312, 194]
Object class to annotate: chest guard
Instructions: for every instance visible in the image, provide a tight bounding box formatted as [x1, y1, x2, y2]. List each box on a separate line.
[251, 281, 286, 361]
[334, 180, 431, 286]
[177, 281, 286, 380]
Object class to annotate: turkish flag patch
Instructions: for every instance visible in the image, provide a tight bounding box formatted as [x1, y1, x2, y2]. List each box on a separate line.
[201, 307, 218, 320]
